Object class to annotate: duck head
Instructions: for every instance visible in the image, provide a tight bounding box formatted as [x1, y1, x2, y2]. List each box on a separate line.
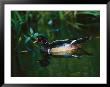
[34, 35, 49, 45]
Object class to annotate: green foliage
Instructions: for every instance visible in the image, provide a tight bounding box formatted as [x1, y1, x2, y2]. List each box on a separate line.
[78, 11, 100, 16]
[11, 11, 100, 77]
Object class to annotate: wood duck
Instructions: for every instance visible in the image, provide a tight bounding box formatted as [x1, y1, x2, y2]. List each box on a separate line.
[34, 36, 92, 67]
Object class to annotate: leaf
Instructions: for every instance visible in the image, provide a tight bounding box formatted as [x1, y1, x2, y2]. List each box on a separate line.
[33, 33, 39, 38]
[59, 12, 64, 20]
[48, 19, 53, 25]
[18, 36, 22, 43]
[15, 11, 22, 23]
[30, 27, 34, 34]
[67, 22, 83, 30]
[24, 35, 28, 38]
[25, 37, 31, 44]
[78, 11, 100, 16]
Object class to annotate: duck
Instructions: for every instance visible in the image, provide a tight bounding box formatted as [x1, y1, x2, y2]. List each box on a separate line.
[34, 35, 92, 67]
[35, 36, 90, 56]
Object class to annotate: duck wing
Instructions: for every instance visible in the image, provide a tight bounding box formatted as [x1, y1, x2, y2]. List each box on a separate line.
[49, 39, 72, 48]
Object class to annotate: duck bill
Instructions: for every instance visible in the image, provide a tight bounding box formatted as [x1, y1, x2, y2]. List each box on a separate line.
[33, 38, 39, 43]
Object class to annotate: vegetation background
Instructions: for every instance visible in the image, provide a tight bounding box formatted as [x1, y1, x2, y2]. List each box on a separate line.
[11, 11, 100, 77]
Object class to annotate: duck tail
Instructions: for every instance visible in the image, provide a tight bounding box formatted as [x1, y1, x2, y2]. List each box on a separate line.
[79, 48, 93, 56]
[71, 37, 89, 45]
